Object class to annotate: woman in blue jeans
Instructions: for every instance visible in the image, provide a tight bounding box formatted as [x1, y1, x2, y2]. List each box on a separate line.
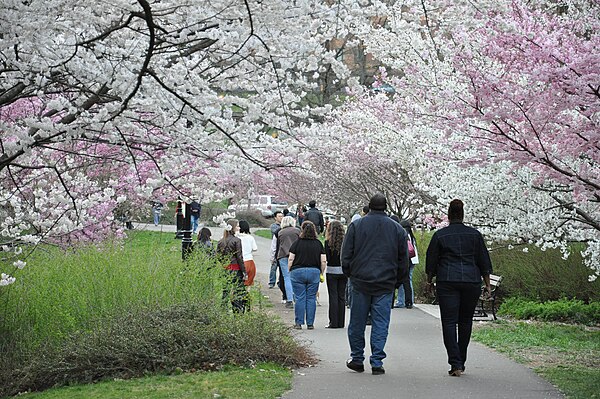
[288, 221, 326, 329]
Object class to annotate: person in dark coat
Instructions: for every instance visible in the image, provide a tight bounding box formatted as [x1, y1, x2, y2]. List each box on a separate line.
[342, 193, 409, 375]
[304, 200, 325, 234]
[426, 199, 492, 377]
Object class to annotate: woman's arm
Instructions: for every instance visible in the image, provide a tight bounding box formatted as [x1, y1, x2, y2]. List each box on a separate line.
[288, 252, 295, 271]
[320, 254, 326, 274]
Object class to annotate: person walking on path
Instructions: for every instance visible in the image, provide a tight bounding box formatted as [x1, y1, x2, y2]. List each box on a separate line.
[238, 220, 258, 286]
[288, 221, 326, 329]
[151, 200, 163, 226]
[426, 199, 492, 377]
[325, 220, 347, 328]
[190, 198, 202, 234]
[342, 193, 409, 375]
[391, 216, 419, 309]
[304, 200, 325, 234]
[277, 216, 300, 308]
[269, 211, 284, 288]
[217, 219, 248, 313]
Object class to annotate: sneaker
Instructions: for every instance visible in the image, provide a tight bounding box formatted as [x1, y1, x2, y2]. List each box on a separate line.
[268, 285, 275, 289]
[307, 325, 314, 330]
[346, 359, 364, 373]
[406, 304, 413, 309]
[285, 301, 294, 309]
[372, 366, 385, 375]
[448, 367, 462, 377]
[394, 303, 405, 308]
[293, 324, 302, 330]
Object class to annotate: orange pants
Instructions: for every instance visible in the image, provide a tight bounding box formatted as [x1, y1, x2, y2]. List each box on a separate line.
[244, 260, 256, 286]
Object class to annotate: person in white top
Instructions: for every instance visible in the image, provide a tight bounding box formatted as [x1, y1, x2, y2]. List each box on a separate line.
[238, 220, 258, 286]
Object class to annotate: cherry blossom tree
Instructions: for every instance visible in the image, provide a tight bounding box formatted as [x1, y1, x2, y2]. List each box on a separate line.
[0, 0, 380, 285]
[329, 0, 600, 278]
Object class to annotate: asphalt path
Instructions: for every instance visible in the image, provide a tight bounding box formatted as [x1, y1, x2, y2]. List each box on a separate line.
[135, 223, 564, 399]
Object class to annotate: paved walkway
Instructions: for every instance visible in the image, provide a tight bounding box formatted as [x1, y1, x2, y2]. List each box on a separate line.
[135, 223, 564, 399]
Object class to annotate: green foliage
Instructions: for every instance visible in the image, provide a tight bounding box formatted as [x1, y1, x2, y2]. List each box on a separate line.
[489, 243, 599, 302]
[410, 230, 599, 303]
[17, 363, 291, 399]
[234, 210, 272, 228]
[499, 298, 600, 325]
[254, 229, 272, 240]
[473, 320, 600, 399]
[0, 231, 308, 398]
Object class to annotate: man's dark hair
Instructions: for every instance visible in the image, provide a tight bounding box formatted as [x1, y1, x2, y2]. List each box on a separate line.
[283, 208, 290, 216]
[362, 205, 370, 214]
[308, 200, 316, 208]
[239, 220, 251, 234]
[273, 210, 283, 218]
[448, 199, 464, 222]
[368, 193, 386, 211]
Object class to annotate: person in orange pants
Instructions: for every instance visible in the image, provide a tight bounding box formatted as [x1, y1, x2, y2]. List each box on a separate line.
[238, 220, 258, 286]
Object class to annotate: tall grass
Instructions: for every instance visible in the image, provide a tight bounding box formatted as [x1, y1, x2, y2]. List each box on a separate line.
[0, 231, 225, 356]
[0, 231, 308, 397]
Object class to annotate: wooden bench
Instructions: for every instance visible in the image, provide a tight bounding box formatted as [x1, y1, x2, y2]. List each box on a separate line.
[473, 274, 503, 320]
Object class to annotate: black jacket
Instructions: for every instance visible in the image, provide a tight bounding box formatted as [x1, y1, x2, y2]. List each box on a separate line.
[341, 211, 409, 295]
[425, 222, 492, 283]
[304, 207, 324, 233]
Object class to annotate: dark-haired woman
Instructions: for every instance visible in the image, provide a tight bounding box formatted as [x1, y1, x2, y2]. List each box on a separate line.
[426, 199, 492, 376]
[217, 219, 247, 312]
[325, 220, 347, 328]
[288, 221, 326, 329]
[196, 227, 213, 251]
[238, 220, 257, 286]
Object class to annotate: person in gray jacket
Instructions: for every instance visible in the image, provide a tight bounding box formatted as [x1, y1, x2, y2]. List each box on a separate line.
[342, 193, 409, 375]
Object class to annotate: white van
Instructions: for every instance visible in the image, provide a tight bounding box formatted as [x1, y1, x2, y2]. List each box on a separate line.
[228, 195, 288, 217]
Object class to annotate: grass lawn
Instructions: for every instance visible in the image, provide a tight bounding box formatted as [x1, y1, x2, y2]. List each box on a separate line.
[473, 320, 600, 399]
[254, 229, 271, 240]
[18, 363, 291, 399]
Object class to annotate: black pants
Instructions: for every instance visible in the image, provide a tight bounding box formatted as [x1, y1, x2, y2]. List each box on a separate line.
[326, 274, 348, 328]
[436, 281, 481, 370]
[223, 269, 247, 313]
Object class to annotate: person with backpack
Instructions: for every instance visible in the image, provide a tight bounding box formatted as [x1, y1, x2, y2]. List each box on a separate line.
[304, 200, 324, 234]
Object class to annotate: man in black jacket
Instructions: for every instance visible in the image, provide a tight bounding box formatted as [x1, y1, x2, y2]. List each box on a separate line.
[304, 200, 324, 234]
[342, 193, 409, 375]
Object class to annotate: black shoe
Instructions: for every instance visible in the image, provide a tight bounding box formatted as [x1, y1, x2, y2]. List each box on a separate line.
[406, 304, 413, 309]
[307, 325, 314, 330]
[293, 324, 302, 330]
[448, 367, 462, 377]
[372, 366, 385, 375]
[346, 359, 364, 373]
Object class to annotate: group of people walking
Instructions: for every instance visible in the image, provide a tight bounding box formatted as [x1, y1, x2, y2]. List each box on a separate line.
[208, 194, 493, 377]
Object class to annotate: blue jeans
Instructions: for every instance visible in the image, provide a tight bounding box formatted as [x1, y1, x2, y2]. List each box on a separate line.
[437, 281, 481, 370]
[347, 286, 394, 368]
[153, 210, 161, 225]
[277, 257, 294, 302]
[396, 265, 415, 307]
[191, 214, 200, 233]
[269, 260, 278, 286]
[290, 267, 321, 326]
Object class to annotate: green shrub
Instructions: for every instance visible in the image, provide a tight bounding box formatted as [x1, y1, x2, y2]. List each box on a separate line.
[499, 298, 600, 325]
[0, 231, 308, 397]
[410, 230, 599, 304]
[0, 305, 309, 398]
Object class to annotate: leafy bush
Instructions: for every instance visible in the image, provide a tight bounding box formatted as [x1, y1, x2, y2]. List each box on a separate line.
[499, 298, 600, 325]
[0, 231, 309, 397]
[0, 305, 309, 397]
[410, 230, 600, 303]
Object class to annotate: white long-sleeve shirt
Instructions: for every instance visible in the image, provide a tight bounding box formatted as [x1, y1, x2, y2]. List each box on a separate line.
[238, 233, 258, 261]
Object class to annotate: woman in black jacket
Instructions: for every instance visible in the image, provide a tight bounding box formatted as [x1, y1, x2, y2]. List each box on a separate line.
[426, 200, 492, 376]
